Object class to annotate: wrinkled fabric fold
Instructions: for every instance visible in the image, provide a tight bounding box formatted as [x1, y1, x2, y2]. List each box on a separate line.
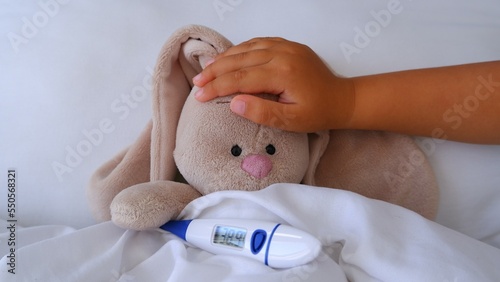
[2, 184, 499, 281]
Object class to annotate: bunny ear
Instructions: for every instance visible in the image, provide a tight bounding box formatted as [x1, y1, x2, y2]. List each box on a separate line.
[312, 130, 439, 219]
[150, 25, 232, 181]
[87, 25, 232, 222]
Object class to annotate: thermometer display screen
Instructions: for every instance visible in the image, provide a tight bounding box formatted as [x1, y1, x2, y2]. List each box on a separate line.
[212, 225, 247, 249]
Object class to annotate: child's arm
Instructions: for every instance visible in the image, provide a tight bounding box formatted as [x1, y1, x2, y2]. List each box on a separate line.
[194, 37, 500, 144]
[351, 62, 500, 144]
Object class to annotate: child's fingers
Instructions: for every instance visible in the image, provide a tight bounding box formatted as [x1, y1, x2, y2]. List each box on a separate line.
[194, 48, 272, 87]
[195, 64, 283, 102]
[229, 94, 321, 133]
[217, 37, 286, 59]
[194, 38, 287, 87]
[229, 94, 299, 131]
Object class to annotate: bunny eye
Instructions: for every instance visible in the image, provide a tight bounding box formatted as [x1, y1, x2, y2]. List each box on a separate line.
[231, 145, 242, 157]
[265, 144, 276, 155]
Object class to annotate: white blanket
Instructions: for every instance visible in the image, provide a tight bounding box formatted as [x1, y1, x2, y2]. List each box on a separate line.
[2, 184, 499, 281]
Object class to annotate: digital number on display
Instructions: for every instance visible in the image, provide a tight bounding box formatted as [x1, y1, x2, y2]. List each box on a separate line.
[212, 225, 247, 249]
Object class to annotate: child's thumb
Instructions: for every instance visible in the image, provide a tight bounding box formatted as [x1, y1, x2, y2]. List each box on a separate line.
[230, 95, 294, 130]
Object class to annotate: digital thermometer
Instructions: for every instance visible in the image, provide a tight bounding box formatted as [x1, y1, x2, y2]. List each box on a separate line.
[159, 219, 321, 268]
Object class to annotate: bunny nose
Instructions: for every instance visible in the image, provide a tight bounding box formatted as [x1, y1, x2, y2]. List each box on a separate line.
[241, 154, 273, 179]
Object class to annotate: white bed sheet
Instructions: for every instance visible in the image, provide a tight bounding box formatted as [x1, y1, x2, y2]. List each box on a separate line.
[1, 0, 500, 280]
[1, 184, 499, 282]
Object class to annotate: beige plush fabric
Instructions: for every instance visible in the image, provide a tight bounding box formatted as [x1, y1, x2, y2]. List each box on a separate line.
[150, 25, 233, 182]
[313, 130, 439, 219]
[86, 25, 438, 230]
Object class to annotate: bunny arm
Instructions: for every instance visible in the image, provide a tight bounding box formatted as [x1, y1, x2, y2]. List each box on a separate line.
[110, 180, 202, 230]
[86, 121, 152, 222]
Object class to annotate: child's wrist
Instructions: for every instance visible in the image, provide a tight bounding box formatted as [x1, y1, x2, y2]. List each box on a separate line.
[326, 76, 356, 130]
[342, 77, 356, 129]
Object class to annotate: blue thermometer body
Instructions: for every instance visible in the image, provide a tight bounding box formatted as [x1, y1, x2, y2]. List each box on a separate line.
[160, 219, 321, 268]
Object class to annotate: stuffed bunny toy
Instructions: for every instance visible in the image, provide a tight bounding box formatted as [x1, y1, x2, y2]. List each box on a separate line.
[87, 25, 438, 230]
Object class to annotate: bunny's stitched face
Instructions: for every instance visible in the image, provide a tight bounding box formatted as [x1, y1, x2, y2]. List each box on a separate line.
[174, 92, 310, 195]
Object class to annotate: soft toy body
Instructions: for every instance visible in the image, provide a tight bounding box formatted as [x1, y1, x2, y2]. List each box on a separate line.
[87, 25, 438, 230]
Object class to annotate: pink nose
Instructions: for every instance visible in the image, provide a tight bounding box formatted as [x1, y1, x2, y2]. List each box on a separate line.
[241, 154, 273, 179]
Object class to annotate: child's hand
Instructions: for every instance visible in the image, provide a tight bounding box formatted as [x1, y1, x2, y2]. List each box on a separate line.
[193, 37, 355, 133]
[193, 39, 500, 144]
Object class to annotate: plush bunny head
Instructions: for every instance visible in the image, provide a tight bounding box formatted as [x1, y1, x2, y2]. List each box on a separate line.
[175, 91, 310, 195]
